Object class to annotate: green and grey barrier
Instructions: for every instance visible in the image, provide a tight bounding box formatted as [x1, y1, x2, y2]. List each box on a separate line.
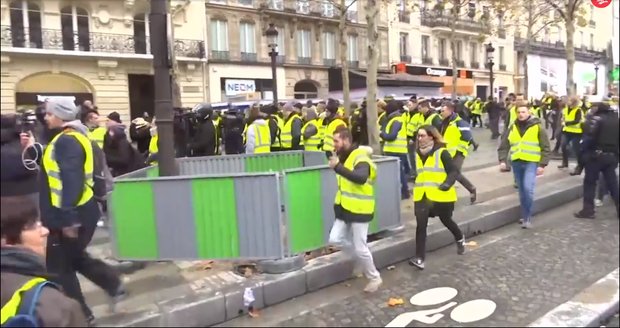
[109, 151, 401, 262]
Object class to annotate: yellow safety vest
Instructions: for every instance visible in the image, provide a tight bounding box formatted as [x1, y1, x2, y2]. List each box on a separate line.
[422, 112, 439, 127]
[562, 106, 583, 133]
[382, 115, 408, 154]
[413, 148, 457, 203]
[148, 134, 158, 165]
[406, 112, 419, 137]
[43, 130, 94, 208]
[349, 108, 361, 126]
[0, 277, 48, 325]
[87, 126, 106, 149]
[317, 117, 326, 141]
[249, 120, 271, 154]
[242, 123, 248, 145]
[464, 100, 473, 109]
[508, 123, 542, 163]
[302, 120, 321, 151]
[281, 115, 301, 149]
[530, 106, 541, 118]
[335, 148, 376, 215]
[323, 118, 346, 152]
[471, 102, 483, 115]
[442, 116, 469, 158]
[271, 115, 284, 148]
[508, 105, 518, 124]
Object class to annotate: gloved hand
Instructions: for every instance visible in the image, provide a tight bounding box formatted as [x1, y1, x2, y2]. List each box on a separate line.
[438, 183, 451, 191]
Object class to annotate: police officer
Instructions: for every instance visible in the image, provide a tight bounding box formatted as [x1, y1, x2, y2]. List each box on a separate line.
[188, 103, 217, 157]
[222, 106, 245, 155]
[574, 102, 619, 219]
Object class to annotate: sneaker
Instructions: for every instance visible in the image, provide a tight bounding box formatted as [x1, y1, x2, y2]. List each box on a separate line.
[363, 277, 382, 293]
[97, 219, 105, 228]
[522, 221, 532, 229]
[518, 218, 524, 224]
[469, 189, 477, 205]
[408, 258, 425, 270]
[595, 199, 603, 207]
[456, 239, 465, 255]
[87, 315, 96, 327]
[108, 285, 129, 312]
[352, 263, 363, 278]
[574, 211, 595, 219]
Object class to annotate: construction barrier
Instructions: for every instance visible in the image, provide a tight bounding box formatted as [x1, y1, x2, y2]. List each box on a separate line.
[109, 151, 401, 261]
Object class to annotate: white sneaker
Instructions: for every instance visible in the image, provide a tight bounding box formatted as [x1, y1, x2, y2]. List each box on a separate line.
[363, 277, 382, 293]
[97, 219, 105, 228]
[352, 263, 363, 278]
[595, 199, 603, 207]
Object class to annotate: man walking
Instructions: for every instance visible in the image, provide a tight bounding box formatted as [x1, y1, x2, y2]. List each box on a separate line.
[328, 126, 382, 293]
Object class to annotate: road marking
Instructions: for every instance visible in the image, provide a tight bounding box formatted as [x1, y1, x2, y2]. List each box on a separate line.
[409, 287, 458, 306]
[450, 299, 497, 323]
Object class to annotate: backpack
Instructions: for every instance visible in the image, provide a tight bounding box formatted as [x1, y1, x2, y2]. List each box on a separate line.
[91, 141, 114, 202]
[1, 281, 57, 328]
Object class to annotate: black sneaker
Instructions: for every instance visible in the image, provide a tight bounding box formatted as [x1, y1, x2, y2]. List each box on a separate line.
[558, 164, 569, 169]
[108, 285, 129, 312]
[574, 211, 595, 219]
[87, 315, 96, 327]
[470, 189, 477, 205]
[457, 239, 465, 255]
[408, 258, 425, 270]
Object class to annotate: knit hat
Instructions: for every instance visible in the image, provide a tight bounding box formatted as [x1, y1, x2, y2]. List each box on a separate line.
[46, 98, 79, 121]
[326, 99, 339, 114]
[107, 111, 121, 123]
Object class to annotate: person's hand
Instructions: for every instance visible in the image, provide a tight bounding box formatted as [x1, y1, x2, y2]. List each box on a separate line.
[20, 132, 34, 149]
[536, 166, 544, 176]
[328, 155, 339, 169]
[438, 183, 450, 191]
[62, 226, 79, 239]
[499, 162, 507, 171]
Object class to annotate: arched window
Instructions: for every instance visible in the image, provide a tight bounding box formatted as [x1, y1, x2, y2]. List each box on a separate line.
[294, 80, 318, 100]
[61, 6, 90, 51]
[133, 13, 149, 54]
[9, 1, 42, 48]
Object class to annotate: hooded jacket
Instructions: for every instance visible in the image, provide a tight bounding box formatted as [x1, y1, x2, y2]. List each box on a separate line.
[497, 115, 551, 166]
[1, 120, 38, 196]
[1, 247, 87, 326]
[103, 124, 146, 177]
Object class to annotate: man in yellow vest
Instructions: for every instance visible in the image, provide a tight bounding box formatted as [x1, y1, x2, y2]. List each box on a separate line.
[41, 99, 125, 322]
[83, 110, 106, 149]
[417, 98, 442, 131]
[470, 98, 484, 128]
[328, 126, 382, 293]
[498, 105, 550, 228]
[559, 96, 584, 169]
[280, 103, 303, 151]
[268, 106, 284, 152]
[301, 107, 321, 151]
[381, 100, 411, 199]
[321, 99, 347, 154]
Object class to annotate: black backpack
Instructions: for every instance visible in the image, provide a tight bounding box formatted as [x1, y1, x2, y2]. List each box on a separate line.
[2, 281, 58, 327]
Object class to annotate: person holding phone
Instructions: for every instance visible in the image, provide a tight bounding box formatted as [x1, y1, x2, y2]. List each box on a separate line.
[1, 115, 39, 204]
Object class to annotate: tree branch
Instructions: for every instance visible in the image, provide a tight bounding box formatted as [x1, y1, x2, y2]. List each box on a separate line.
[531, 19, 560, 37]
[544, 0, 567, 21]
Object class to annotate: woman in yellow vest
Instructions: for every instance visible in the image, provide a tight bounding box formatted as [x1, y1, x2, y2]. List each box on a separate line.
[559, 97, 584, 169]
[1, 196, 88, 326]
[302, 107, 321, 151]
[498, 105, 551, 228]
[409, 125, 465, 270]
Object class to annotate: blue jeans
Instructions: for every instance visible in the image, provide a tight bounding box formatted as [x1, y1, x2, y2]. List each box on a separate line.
[512, 160, 538, 221]
[385, 152, 410, 196]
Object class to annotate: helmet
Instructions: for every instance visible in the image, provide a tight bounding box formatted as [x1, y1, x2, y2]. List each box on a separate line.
[192, 103, 213, 120]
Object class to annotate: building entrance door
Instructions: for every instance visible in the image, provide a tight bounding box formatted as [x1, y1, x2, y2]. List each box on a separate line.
[128, 74, 154, 119]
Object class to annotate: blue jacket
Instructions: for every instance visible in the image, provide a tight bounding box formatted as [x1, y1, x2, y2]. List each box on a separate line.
[380, 111, 403, 141]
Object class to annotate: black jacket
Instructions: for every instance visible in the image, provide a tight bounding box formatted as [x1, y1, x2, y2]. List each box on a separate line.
[333, 146, 373, 223]
[583, 107, 619, 155]
[104, 125, 146, 177]
[0, 126, 38, 197]
[129, 123, 151, 154]
[189, 119, 217, 157]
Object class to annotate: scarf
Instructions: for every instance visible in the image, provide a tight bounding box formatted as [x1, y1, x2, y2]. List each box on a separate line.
[418, 140, 434, 155]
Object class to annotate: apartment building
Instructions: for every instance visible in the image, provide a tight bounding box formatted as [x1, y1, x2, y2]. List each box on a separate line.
[388, 0, 515, 99]
[205, 0, 390, 102]
[513, 3, 612, 98]
[0, 0, 207, 120]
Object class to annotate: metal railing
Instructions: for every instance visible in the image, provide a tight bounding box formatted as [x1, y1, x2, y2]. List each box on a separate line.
[298, 56, 311, 64]
[398, 11, 410, 23]
[1, 25, 204, 58]
[241, 52, 258, 62]
[470, 61, 480, 69]
[422, 57, 433, 65]
[323, 58, 336, 66]
[400, 55, 411, 63]
[210, 50, 230, 60]
[456, 59, 465, 67]
[499, 64, 507, 71]
[348, 60, 359, 69]
[439, 58, 449, 66]
[420, 10, 486, 34]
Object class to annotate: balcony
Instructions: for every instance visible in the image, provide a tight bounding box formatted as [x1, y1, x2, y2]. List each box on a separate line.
[323, 58, 336, 66]
[1, 26, 204, 58]
[470, 61, 480, 68]
[589, 20, 596, 28]
[456, 59, 465, 67]
[400, 55, 412, 63]
[238, 0, 254, 5]
[398, 11, 410, 23]
[420, 10, 486, 35]
[211, 50, 230, 60]
[241, 52, 258, 62]
[499, 64, 507, 71]
[439, 58, 449, 66]
[298, 56, 311, 65]
[346, 10, 358, 22]
[514, 37, 605, 62]
[422, 57, 433, 65]
[276, 55, 286, 64]
[498, 28, 506, 39]
[348, 60, 359, 69]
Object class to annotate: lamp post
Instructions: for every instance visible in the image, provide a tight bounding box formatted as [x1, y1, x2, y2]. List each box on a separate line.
[265, 23, 279, 105]
[593, 56, 600, 95]
[485, 42, 495, 100]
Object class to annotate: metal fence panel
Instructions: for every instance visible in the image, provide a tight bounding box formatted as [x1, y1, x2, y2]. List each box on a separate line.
[303, 151, 327, 167]
[372, 158, 403, 232]
[179, 156, 245, 175]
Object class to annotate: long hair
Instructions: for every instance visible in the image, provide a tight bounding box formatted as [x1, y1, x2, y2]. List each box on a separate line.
[417, 125, 446, 148]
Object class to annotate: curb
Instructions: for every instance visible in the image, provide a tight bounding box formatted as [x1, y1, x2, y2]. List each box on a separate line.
[528, 268, 620, 328]
[96, 177, 583, 327]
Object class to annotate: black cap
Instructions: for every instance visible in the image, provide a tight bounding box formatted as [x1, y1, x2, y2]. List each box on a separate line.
[107, 111, 121, 123]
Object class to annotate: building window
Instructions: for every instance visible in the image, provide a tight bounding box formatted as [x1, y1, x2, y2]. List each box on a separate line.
[399, 32, 408, 57]
[421, 35, 429, 59]
[269, 0, 283, 10]
[276, 26, 285, 55]
[589, 33, 594, 49]
[239, 22, 256, 54]
[322, 31, 335, 60]
[439, 38, 446, 60]
[580, 31, 584, 47]
[455, 40, 463, 60]
[210, 19, 229, 58]
[133, 13, 149, 54]
[557, 26, 563, 43]
[346, 0, 357, 22]
[347, 34, 358, 61]
[419, 0, 427, 11]
[469, 42, 477, 62]
[297, 29, 312, 60]
[544, 28, 550, 42]
[9, 1, 42, 48]
[61, 6, 90, 51]
[322, 1, 335, 17]
[499, 46, 504, 65]
[297, 0, 310, 14]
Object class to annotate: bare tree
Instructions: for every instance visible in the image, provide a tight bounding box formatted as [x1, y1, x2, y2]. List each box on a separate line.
[543, 0, 587, 96]
[329, 0, 359, 116]
[365, 0, 381, 153]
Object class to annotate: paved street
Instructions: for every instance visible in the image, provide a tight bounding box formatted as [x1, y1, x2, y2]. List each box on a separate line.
[219, 201, 619, 327]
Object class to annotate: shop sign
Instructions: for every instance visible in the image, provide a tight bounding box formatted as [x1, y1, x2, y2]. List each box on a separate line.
[426, 67, 448, 77]
[225, 79, 256, 96]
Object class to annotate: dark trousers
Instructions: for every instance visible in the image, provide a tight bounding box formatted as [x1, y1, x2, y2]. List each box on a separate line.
[452, 153, 476, 194]
[553, 131, 563, 152]
[471, 114, 482, 127]
[385, 152, 410, 197]
[46, 203, 121, 318]
[561, 132, 582, 165]
[415, 205, 463, 260]
[582, 152, 619, 216]
[489, 116, 500, 139]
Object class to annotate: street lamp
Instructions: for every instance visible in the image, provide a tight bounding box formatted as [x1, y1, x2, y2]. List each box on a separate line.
[265, 23, 279, 105]
[593, 56, 600, 95]
[486, 42, 495, 100]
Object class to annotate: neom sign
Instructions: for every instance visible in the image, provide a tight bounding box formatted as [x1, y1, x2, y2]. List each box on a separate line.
[225, 79, 256, 95]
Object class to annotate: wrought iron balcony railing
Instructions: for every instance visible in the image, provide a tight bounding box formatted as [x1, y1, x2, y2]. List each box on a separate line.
[210, 50, 230, 60]
[400, 55, 411, 63]
[422, 57, 433, 65]
[241, 52, 258, 62]
[470, 61, 480, 69]
[456, 59, 465, 67]
[499, 64, 507, 71]
[348, 60, 359, 69]
[439, 58, 449, 66]
[420, 10, 486, 34]
[298, 56, 311, 65]
[0, 26, 204, 58]
[323, 58, 336, 66]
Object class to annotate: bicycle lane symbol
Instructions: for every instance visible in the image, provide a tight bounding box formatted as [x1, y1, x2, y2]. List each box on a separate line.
[385, 287, 497, 327]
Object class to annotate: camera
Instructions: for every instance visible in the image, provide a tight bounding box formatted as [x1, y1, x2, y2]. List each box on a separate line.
[16, 109, 37, 133]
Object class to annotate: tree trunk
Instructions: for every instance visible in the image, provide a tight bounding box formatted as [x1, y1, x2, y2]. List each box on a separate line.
[565, 17, 576, 96]
[523, 18, 533, 98]
[365, 0, 380, 154]
[168, 4, 183, 108]
[339, 0, 351, 116]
